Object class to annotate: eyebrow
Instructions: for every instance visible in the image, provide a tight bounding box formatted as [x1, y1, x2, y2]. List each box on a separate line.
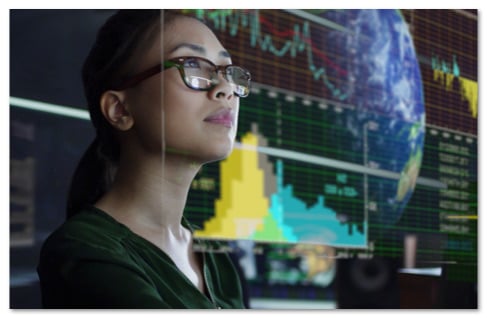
[168, 43, 231, 58]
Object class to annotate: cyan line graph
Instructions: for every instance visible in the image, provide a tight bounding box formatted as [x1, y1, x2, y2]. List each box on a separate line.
[186, 9, 349, 100]
[431, 54, 460, 77]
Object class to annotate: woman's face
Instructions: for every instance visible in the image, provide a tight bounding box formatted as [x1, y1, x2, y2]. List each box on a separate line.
[125, 16, 240, 164]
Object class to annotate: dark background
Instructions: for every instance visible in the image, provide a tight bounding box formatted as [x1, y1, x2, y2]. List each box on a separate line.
[10, 9, 115, 308]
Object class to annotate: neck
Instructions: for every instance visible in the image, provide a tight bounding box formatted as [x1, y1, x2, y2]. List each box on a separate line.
[95, 150, 201, 231]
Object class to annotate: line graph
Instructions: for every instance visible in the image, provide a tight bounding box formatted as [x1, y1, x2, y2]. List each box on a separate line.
[185, 9, 349, 100]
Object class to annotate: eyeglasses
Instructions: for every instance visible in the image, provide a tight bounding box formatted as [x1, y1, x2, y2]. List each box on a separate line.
[113, 56, 251, 97]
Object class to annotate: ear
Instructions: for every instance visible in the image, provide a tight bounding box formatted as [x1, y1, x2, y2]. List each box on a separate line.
[100, 90, 134, 131]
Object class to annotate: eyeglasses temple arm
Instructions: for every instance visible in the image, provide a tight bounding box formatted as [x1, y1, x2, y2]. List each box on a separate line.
[112, 64, 163, 90]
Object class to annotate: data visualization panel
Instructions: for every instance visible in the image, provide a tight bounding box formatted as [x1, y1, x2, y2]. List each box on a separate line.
[182, 9, 477, 284]
[184, 9, 427, 249]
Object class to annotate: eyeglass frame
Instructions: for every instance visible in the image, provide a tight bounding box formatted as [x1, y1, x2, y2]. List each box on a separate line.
[112, 56, 251, 97]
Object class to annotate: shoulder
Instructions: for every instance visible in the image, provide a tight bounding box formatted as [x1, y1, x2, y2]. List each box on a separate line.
[40, 207, 130, 260]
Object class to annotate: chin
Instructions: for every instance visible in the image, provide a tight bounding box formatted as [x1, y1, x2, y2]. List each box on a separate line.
[203, 149, 234, 164]
[200, 143, 235, 164]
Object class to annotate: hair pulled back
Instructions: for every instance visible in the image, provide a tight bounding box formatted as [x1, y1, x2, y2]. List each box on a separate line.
[66, 9, 183, 218]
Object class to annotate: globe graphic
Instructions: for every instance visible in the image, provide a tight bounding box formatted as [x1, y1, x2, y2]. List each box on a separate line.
[320, 9, 426, 225]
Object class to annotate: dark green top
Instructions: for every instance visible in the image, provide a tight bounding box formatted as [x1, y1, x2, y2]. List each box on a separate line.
[37, 207, 245, 309]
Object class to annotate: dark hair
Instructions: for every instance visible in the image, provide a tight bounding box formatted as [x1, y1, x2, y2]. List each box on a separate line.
[66, 9, 185, 218]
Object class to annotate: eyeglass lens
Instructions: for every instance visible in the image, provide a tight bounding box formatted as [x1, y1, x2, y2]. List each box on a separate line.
[181, 57, 250, 97]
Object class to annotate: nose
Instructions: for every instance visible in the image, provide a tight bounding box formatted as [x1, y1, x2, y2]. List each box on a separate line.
[208, 71, 235, 101]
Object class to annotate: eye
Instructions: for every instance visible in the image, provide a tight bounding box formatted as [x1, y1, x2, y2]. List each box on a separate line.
[183, 58, 202, 69]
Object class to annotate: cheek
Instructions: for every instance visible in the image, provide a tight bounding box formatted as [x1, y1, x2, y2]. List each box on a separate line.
[163, 90, 201, 142]
[162, 75, 202, 126]
[126, 83, 164, 151]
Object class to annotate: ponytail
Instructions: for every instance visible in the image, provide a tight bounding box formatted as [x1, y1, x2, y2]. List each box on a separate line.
[67, 10, 186, 218]
[66, 9, 161, 218]
[66, 137, 116, 219]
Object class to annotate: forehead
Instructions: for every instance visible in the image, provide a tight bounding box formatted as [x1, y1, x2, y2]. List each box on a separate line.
[162, 17, 226, 57]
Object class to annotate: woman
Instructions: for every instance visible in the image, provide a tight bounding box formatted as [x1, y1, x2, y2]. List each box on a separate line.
[37, 9, 251, 309]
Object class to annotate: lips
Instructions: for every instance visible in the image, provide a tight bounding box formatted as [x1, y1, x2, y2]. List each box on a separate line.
[204, 108, 235, 128]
